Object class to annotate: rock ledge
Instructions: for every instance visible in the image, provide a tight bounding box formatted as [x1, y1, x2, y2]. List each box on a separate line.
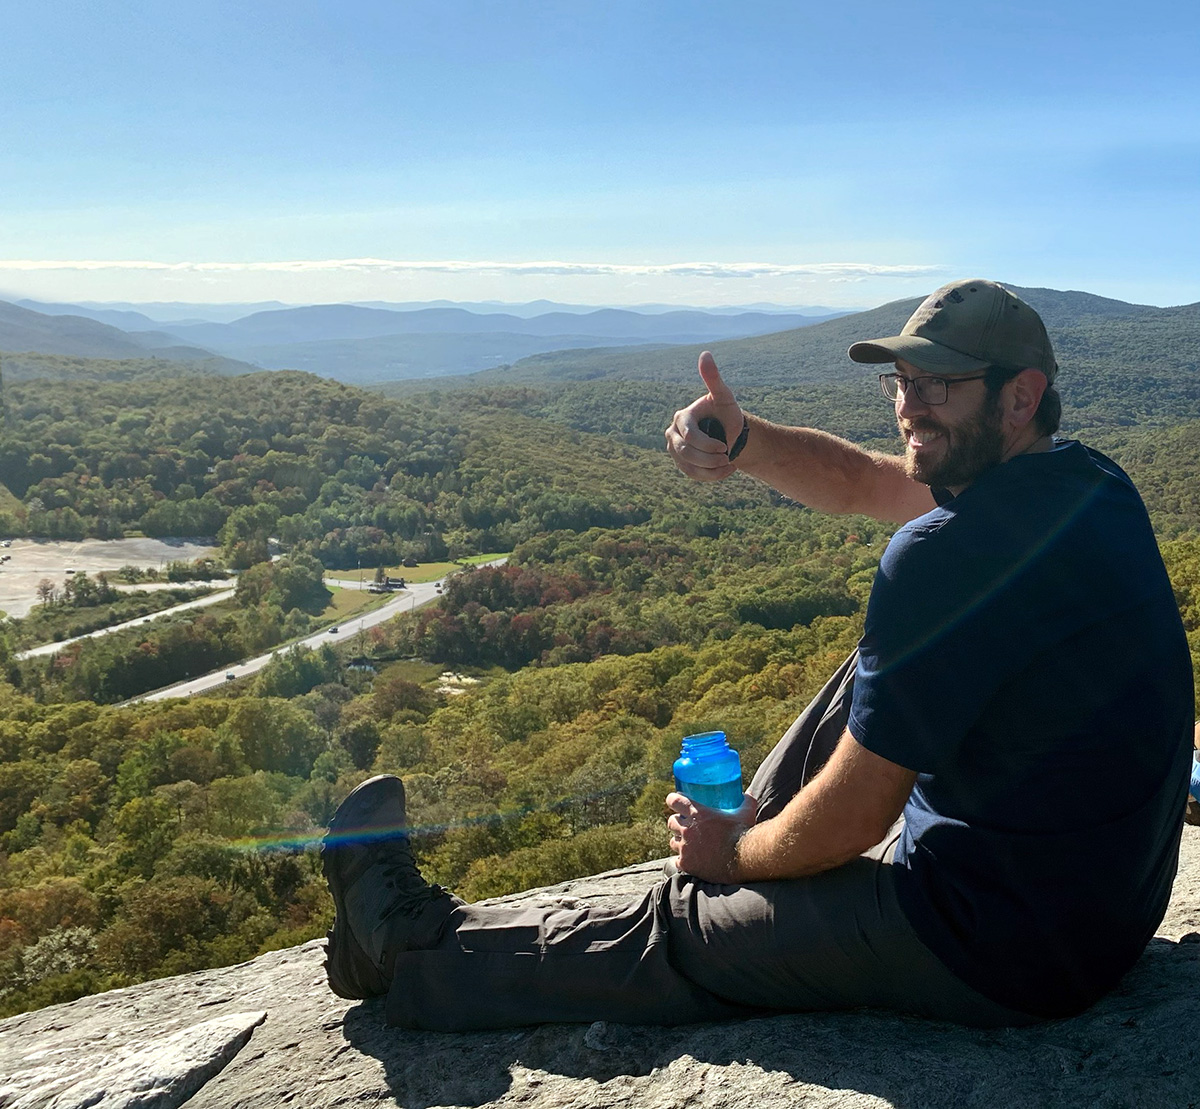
[2, 827, 1198, 1109]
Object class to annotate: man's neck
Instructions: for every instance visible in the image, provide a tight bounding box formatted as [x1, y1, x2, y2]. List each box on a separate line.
[1010, 433, 1054, 459]
[944, 433, 1055, 498]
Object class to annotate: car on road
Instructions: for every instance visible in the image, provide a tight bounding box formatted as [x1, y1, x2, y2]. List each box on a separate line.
[328, 626, 339, 633]
[225, 672, 236, 681]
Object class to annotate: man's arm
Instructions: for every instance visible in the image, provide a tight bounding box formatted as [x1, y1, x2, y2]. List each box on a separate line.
[666, 730, 917, 883]
[665, 351, 936, 525]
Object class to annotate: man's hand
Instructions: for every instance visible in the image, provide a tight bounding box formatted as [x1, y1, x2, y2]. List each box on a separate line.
[665, 351, 745, 482]
[665, 791, 758, 882]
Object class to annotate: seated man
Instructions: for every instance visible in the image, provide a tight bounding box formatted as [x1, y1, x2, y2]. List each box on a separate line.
[321, 279, 1194, 1031]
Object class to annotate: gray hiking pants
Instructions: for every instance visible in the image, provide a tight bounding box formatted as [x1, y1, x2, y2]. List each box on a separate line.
[386, 650, 1037, 1031]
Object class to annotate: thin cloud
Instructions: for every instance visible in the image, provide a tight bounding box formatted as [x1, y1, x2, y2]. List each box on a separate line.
[0, 258, 943, 280]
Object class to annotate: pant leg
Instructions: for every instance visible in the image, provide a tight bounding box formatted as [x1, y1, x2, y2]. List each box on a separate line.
[749, 648, 858, 820]
[385, 888, 757, 1030]
[665, 831, 1036, 1027]
[386, 851, 1033, 1031]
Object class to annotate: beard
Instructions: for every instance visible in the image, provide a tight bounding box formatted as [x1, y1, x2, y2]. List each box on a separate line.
[902, 392, 1006, 488]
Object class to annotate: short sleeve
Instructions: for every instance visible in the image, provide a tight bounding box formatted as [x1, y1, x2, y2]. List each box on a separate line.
[848, 517, 1022, 773]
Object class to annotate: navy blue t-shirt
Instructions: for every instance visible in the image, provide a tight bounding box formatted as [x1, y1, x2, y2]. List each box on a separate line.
[847, 441, 1194, 1018]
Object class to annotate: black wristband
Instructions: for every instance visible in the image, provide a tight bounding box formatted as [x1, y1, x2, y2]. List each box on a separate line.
[727, 416, 750, 462]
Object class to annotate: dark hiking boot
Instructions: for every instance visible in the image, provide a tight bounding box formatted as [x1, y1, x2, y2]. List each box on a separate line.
[321, 774, 455, 1000]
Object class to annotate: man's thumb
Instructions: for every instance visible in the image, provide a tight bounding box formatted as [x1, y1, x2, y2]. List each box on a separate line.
[697, 351, 736, 404]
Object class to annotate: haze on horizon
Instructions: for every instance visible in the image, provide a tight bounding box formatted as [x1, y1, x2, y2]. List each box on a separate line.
[3, 2, 1199, 311]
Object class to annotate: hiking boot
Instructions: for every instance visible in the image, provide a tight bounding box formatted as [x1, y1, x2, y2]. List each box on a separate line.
[321, 774, 455, 1000]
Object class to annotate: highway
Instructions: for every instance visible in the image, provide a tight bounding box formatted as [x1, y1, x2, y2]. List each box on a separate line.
[136, 578, 446, 703]
[16, 587, 237, 660]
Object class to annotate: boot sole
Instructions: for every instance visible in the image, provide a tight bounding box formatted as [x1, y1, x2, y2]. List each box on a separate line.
[321, 776, 403, 999]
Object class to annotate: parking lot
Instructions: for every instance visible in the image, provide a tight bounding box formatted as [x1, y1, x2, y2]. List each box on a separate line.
[0, 538, 217, 618]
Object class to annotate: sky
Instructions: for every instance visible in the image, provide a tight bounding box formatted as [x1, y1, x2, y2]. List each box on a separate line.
[2, 1, 1199, 311]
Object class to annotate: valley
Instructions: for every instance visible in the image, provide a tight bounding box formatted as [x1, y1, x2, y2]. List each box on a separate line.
[0, 288, 1197, 1019]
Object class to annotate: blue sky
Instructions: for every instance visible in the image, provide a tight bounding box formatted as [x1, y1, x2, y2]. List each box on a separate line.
[2, 1, 1198, 309]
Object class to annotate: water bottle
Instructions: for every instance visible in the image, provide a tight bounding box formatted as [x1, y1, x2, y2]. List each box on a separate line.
[674, 730, 744, 811]
[1189, 751, 1200, 804]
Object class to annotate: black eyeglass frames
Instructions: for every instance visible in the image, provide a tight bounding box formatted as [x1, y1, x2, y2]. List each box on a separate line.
[878, 372, 989, 406]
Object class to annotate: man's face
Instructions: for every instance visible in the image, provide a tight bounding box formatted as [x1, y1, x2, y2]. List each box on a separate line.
[893, 360, 1006, 490]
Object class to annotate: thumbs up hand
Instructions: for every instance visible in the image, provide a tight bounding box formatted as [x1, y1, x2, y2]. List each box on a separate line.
[665, 351, 745, 482]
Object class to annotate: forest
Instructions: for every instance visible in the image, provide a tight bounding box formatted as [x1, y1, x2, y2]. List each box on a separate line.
[1, 303, 1199, 1018]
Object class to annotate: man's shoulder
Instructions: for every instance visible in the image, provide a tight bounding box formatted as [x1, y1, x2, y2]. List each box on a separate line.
[877, 508, 968, 595]
[1072, 442, 1137, 488]
[932, 440, 1141, 527]
[1010, 439, 1136, 495]
[880, 444, 1130, 581]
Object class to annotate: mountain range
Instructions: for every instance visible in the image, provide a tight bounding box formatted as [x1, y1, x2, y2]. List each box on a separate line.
[456, 286, 1200, 404]
[2, 298, 845, 383]
[5, 289, 1200, 437]
[0, 300, 242, 367]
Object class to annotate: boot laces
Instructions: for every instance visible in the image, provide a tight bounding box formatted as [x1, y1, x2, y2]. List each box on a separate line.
[378, 850, 445, 921]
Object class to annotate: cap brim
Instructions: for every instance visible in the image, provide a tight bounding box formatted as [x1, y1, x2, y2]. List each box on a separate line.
[847, 335, 992, 375]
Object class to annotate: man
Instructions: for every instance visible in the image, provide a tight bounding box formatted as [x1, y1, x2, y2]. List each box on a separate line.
[322, 279, 1194, 1030]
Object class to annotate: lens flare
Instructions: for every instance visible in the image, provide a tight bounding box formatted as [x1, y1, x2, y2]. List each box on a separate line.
[224, 776, 651, 854]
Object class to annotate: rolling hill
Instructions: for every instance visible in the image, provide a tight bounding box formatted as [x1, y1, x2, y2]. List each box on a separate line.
[3, 299, 845, 384]
[432, 288, 1200, 436]
[0, 301, 252, 376]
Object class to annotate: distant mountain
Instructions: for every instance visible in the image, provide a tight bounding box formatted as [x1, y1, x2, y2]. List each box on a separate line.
[157, 304, 841, 347]
[42, 300, 294, 325]
[38, 296, 842, 321]
[1, 298, 848, 383]
[14, 300, 167, 332]
[235, 332, 684, 383]
[457, 287, 1198, 388]
[458, 297, 925, 388]
[0, 301, 254, 375]
[60, 303, 837, 382]
[412, 287, 1200, 439]
[349, 298, 847, 318]
[10, 289, 1196, 409]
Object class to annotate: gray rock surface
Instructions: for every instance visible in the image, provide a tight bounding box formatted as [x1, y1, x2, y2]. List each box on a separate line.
[2, 828, 1198, 1109]
[0, 1011, 266, 1109]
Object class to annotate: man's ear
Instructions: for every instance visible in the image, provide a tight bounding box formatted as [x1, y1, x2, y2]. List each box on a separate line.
[1006, 368, 1048, 432]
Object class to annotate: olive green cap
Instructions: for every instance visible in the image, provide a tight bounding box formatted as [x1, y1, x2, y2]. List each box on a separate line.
[848, 278, 1057, 382]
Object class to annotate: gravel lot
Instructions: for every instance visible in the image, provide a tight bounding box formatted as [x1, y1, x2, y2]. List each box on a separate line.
[0, 537, 217, 618]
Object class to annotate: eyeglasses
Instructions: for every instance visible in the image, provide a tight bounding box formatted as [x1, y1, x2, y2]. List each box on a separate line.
[878, 372, 989, 406]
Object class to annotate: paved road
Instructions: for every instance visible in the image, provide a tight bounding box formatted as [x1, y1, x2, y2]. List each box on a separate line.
[136, 578, 446, 703]
[16, 587, 237, 660]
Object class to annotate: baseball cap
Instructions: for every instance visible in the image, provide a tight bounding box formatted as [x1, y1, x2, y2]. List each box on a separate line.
[848, 279, 1057, 382]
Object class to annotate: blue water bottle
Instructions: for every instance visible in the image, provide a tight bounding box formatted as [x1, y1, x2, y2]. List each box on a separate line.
[674, 730, 744, 811]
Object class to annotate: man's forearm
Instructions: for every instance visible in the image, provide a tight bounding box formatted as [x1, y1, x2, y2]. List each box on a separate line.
[734, 416, 935, 525]
[729, 731, 916, 882]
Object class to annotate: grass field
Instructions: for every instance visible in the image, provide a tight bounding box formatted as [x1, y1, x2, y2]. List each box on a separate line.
[320, 585, 397, 621]
[376, 552, 510, 584]
[375, 658, 445, 684]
